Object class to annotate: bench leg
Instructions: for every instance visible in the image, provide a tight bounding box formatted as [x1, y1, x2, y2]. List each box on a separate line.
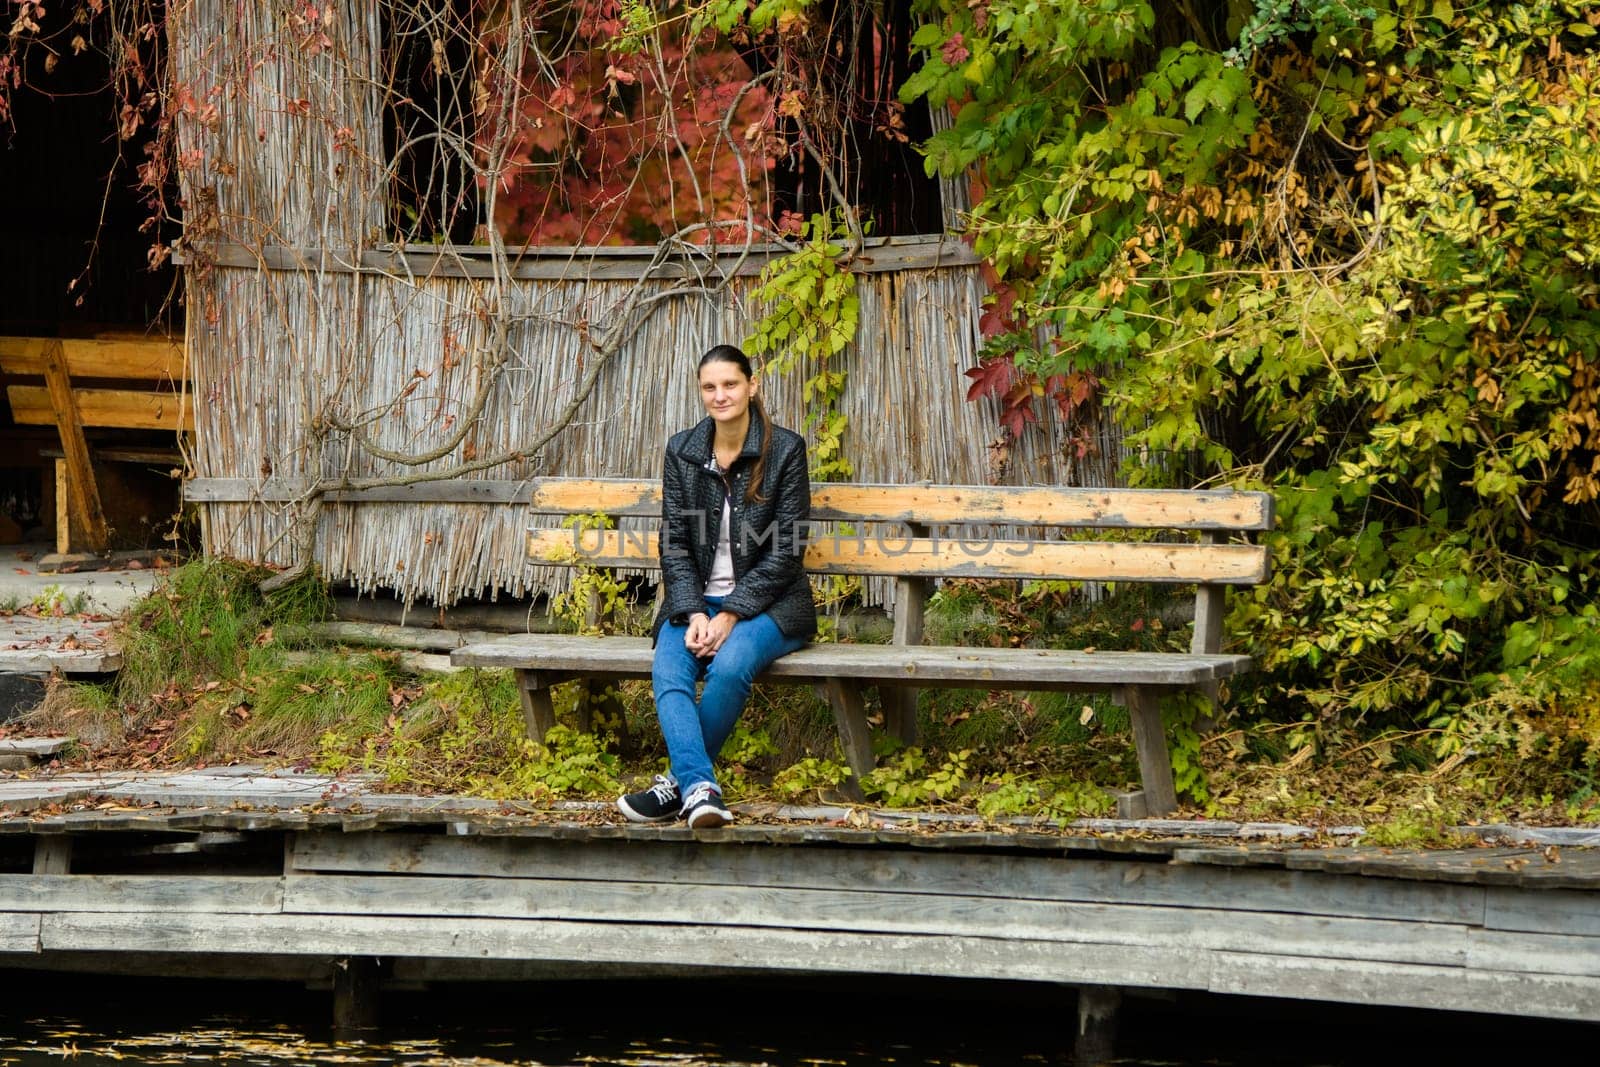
[1124, 686, 1179, 816]
[881, 688, 918, 747]
[515, 669, 557, 744]
[578, 679, 631, 749]
[823, 678, 873, 802]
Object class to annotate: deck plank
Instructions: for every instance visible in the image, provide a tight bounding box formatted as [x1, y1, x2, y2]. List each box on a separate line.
[0, 913, 42, 953]
[1484, 886, 1600, 937]
[0, 875, 283, 914]
[286, 834, 1493, 927]
[34, 911, 1600, 1021]
[1209, 951, 1600, 1022]
[282, 872, 1477, 969]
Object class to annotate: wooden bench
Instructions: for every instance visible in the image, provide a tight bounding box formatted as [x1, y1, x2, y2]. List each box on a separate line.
[451, 479, 1274, 815]
[0, 333, 191, 553]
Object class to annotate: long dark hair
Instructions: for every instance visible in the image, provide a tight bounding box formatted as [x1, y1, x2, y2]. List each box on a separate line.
[699, 344, 770, 503]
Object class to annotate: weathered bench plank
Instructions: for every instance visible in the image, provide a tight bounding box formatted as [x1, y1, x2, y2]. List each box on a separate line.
[451, 634, 1249, 687]
[528, 478, 1274, 530]
[529, 529, 1271, 584]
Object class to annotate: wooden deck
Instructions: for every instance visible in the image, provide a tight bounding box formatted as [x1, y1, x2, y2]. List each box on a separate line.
[0, 612, 122, 673]
[0, 769, 1596, 1025]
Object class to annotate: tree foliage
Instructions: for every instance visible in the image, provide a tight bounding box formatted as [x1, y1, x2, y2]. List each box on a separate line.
[898, 0, 1600, 782]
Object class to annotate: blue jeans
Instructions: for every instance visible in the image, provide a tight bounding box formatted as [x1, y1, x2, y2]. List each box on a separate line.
[652, 596, 806, 795]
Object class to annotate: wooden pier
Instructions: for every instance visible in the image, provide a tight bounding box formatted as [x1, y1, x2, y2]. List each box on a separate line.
[1, 770, 1598, 1045]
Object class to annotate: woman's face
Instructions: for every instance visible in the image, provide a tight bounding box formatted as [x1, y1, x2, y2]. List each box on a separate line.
[699, 360, 757, 426]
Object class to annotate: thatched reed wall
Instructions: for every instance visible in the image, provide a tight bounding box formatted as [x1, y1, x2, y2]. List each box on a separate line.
[169, 2, 1126, 608]
[183, 244, 1125, 606]
[169, 0, 385, 249]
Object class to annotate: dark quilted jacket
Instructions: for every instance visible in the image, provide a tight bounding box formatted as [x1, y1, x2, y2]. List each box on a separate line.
[654, 411, 817, 641]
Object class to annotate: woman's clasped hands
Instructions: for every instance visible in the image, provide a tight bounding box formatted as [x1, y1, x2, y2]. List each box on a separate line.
[685, 611, 736, 658]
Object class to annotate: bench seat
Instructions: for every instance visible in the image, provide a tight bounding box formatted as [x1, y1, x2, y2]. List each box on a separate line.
[453, 634, 1251, 689]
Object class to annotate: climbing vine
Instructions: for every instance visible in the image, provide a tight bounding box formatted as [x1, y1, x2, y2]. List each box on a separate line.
[745, 210, 860, 481]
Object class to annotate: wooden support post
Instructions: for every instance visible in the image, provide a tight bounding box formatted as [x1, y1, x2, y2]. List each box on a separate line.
[823, 678, 873, 801]
[516, 668, 557, 743]
[54, 460, 70, 556]
[1190, 532, 1227, 727]
[41, 339, 109, 553]
[1074, 985, 1121, 1066]
[332, 957, 382, 1034]
[1191, 583, 1227, 654]
[883, 533, 928, 745]
[1123, 686, 1179, 816]
[33, 835, 73, 874]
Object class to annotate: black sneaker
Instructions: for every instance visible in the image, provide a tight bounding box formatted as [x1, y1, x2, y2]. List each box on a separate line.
[682, 782, 732, 829]
[617, 774, 681, 823]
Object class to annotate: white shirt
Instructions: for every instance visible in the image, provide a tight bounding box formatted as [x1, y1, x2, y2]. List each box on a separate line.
[703, 496, 735, 597]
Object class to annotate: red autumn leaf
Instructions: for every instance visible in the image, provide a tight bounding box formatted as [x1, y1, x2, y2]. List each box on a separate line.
[1000, 395, 1038, 437]
[964, 356, 1015, 402]
[978, 283, 1019, 339]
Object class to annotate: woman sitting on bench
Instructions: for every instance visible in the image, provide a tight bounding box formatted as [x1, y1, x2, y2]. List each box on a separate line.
[617, 344, 817, 828]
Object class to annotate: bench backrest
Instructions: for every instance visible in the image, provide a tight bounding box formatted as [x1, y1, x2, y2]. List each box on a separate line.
[0, 334, 191, 432]
[525, 478, 1273, 587]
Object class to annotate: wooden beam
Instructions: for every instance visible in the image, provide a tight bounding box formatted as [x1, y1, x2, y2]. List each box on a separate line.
[53, 459, 70, 556]
[37, 341, 108, 554]
[178, 235, 981, 280]
[529, 529, 1272, 585]
[0, 336, 181, 380]
[8, 384, 192, 432]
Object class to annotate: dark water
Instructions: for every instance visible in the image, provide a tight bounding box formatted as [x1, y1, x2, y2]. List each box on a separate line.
[0, 972, 1589, 1065]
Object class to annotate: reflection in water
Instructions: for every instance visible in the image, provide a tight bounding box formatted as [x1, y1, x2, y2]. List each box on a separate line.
[0, 972, 1589, 1066]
